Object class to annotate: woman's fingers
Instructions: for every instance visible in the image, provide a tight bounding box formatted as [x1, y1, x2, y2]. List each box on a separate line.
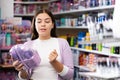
[13, 60, 24, 71]
[13, 60, 19, 67]
[49, 49, 58, 62]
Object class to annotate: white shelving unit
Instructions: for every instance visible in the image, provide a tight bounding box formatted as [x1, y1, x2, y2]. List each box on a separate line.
[77, 38, 120, 44]
[14, 14, 34, 17]
[52, 5, 115, 37]
[79, 72, 120, 80]
[14, 0, 58, 17]
[53, 5, 114, 15]
[56, 26, 88, 29]
[71, 47, 120, 58]
[14, 0, 58, 4]
[14, 4, 114, 17]
[72, 46, 120, 80]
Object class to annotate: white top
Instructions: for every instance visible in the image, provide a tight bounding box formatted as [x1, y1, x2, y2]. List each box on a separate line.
[18, 38, 69, 80]
[31, 38, 61, 80]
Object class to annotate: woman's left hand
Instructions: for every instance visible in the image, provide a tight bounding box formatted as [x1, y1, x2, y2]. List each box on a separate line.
[49, 49, 58, 62]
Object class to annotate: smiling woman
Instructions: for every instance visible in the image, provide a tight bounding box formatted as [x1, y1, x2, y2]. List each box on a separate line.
[10, 9, 74, 80]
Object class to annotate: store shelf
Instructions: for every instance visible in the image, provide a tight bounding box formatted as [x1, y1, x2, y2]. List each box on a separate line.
[14, 13, 34, 17]
[74, 65, 95, 72]
[14, 5, 114, 17]
[53, 5, 114, 15]
[56, 26, 88, 29]
[0, 64, 14, 68]
[14, 0, 58, 4]
[71, 47, 120, 58]
[78, 38, 120, 44]
[14, 0, 58, 17]
[0, 46, 13, 51]
[102, 41, 120, 47]
[79, 72, 120, 79]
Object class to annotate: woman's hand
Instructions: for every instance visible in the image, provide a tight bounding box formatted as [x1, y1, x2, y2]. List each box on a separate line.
[12, 60, 24, 71]
[48, 49, 63, 73]
[13, 60, 28, 79]
[49, 49, 58, 62]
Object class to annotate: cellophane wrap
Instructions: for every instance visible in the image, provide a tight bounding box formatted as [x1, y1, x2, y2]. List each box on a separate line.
[9, 44, 41, 70]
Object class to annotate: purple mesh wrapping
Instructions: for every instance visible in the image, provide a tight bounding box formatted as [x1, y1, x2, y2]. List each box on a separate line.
[9, 44, 41, 70]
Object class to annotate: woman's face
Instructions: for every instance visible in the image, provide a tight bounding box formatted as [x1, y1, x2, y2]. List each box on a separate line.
[35, 13, 54, 38]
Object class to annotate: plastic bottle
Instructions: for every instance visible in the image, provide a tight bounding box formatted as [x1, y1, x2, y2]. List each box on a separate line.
[85, 32, 91, 50]
[6, 32, 11, 46]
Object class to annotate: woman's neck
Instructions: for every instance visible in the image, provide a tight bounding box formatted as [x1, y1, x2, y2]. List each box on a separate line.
[38, 36, 51, 40]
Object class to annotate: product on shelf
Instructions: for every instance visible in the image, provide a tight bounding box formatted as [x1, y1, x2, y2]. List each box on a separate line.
[0, 18, 31, 48]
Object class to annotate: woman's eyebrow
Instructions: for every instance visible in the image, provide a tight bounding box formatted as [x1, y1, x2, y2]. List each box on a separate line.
[36, 18, 50, 21]
[45, 18, 51, 20]
[36, 18, 41, 20]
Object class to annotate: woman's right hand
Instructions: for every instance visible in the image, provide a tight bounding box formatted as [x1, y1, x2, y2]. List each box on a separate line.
[12, 60, 24, 71]
[13, 60, 28, 79]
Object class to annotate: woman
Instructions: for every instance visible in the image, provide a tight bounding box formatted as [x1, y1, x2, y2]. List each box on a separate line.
[10, 9, 74, 80]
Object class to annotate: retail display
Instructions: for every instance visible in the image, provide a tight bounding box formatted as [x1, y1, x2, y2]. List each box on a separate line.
[14, 0, 58, 16]
[72, 46, 120, 80]
[50, 0, 119, 80]
[1, 0, 120, 80]
[0, 18, 31, 79]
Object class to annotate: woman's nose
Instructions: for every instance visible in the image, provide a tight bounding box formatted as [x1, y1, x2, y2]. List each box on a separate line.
[41, 22, 45, 27]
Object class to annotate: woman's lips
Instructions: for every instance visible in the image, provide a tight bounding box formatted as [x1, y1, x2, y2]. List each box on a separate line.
[40, 29, 46, 32]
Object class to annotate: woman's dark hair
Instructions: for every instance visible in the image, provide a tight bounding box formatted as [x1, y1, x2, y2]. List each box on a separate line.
[31, 9, 57, 40]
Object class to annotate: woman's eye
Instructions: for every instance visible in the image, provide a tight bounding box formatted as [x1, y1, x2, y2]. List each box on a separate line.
[45, 20, 50, 23]
[37, 21, 41, 23]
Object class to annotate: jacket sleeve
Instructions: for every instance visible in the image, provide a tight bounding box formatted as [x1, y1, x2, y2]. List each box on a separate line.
[58, 38, 74, 80]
